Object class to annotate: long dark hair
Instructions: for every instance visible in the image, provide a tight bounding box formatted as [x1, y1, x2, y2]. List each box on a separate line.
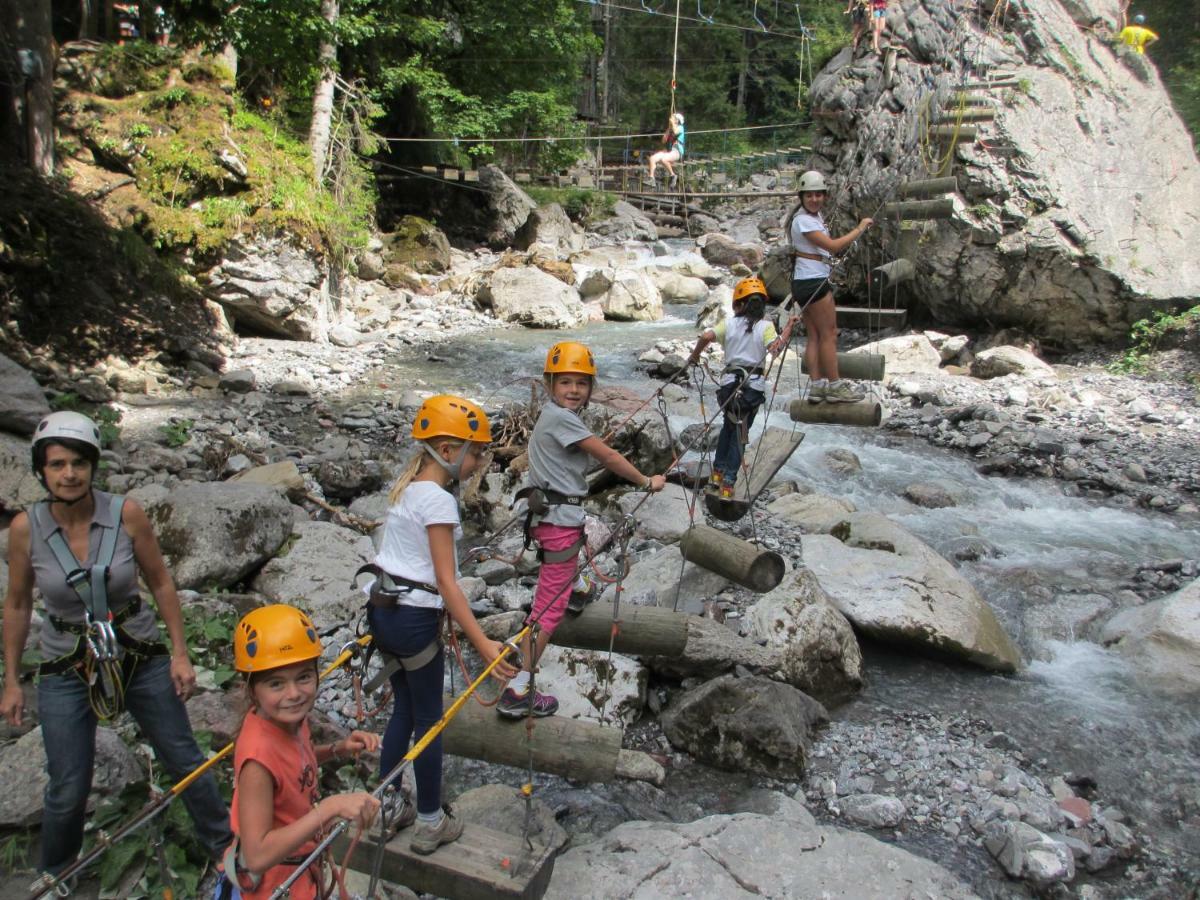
[734, 295, 766, 332]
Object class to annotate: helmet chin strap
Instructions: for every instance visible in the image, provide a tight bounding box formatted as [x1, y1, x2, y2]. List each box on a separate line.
[44, 482, 92, 506]
[423, 441, 472, 485]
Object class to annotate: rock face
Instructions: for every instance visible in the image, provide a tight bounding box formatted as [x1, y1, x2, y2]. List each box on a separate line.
[661, 674, 828, 778]
[251, 520, 375, 610]
[806, 0, 1200, 347]
[802, 513, 1021, 672]
[1101, 577, 1200, 693]
[477, 265, 586, 328]
[134, 482, 295, 590]
[589, 200, 657, 242]
[0, 432, 47, 509]
[513, 202, 585, 254]
[380, 216, 452, 274]
[0, 354, 50, 434]
[543, 809, 979, 900]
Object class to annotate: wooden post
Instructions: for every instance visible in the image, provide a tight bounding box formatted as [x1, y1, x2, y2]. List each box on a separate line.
[679, 524, 784, 593]
[789, 397, 882, 427]
[881, 198, 955, 220]
[873, 258, 915, 289]
[551, 601, 689, 657]
[898, 177, 957, 199]
[801, 352, 885, 382]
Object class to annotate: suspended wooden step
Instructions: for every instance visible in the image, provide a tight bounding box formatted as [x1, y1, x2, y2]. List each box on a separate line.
[898, 176, 958, 199]
[551, 601, 688, 656]
[789, 396, 883, 427]
[927, 124, 979, 141]
[835, 306, 909, 329]
[962, 79, 1020, 89]
[679, 523, 784, 591]
[951, 94, 997, 107]
[341, 823, 557, 900]
[881, 198, 955, 220]
[702, 427, 805, 522]
[800, 352, 885, 382]
[872, 258, 915, 289]
[937, 109, 995, 123]
[896, 224, 921, 262]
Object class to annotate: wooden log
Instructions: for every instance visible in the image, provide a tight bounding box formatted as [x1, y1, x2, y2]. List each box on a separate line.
[443, 167, 459, 180]
[881, 198, 955, 221]
[937, 109, 995, 123]
[789, 397, 883, 427]
[928, 125, 979, 141]
[873, 258, 915, 288]
[441, 694, 632, 782]
[835, 307, 907, 330]
[338, 822, 556, 900]
[962, 79, 1020, 89]
[702, 426, 805, 523]
[896, 225, 921, 261]
[897, 177, 957, 199]
[679, 524, 784, 593]
[551, 600, 689, 657]
[801, 352, 885, 382]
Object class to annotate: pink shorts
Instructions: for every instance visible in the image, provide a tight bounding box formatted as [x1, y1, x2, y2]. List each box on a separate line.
[528, 523, 583, 635]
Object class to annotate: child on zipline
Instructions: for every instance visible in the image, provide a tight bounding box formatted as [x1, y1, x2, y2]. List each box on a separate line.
[685, 277, 795, 499]
[219, 604, 380, 900]
[366, 396, 516, 853]
[647, 112, 686, 188]
[498, 342, 666, 719]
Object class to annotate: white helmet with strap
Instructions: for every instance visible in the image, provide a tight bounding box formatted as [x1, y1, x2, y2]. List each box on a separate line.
[798, 170, 828, 193]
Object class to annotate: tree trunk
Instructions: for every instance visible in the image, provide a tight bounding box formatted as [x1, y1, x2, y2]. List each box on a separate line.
[2, 0, 56, 174]
[138, 0, 159, 43]
[309, 0, 339, 182]
[735, 32, 749, 113]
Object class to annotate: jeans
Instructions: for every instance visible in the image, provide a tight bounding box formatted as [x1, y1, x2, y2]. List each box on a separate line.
[714, 382, 766, 483]
[37, 655, 232, 874]
[367, 604, 445, 815]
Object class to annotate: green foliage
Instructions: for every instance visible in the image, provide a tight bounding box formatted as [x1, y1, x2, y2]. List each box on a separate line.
[145, 86, 200, 111]
[0, 832, 32, 873]
[183, 604, 238, 689]
[159, 418, 194, 447]
[49, 394, 123, 446]
[526, 186, 616, 223]
[89, 43, 178, 98]
[1109, 305, 1200, 374]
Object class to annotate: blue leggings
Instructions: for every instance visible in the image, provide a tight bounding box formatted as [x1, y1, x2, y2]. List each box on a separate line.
[368, 604, 445, 814]
[714, 382, 766, 482]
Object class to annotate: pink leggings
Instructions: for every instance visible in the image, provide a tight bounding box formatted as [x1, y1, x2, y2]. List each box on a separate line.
[528, 523, 583, 635]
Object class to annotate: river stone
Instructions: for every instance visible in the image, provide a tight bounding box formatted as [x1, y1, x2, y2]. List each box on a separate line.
[671, 257, 725, 285]
[252, 520, 375, 610]
[535, 646, 646, 725]
[661, 674, 827, 778]
[0, 431, 47, 509]
[0, 354, 50, 435]
[766, 491, 856, 533]
[599, 269, 663, 322]
[478, 266, 586, 329]
[315, 459, 383, 501]
[133, 482, 294, 590]
[617, 484, 694, 542]
[822, 448, 861, 475]
[513, 202, 584, 254]
[219, 369, 257, 393]
[841, 794, 906, 828]
[903, 480, 961, 509]
[1100, 577, 1200, 694]
[1022, 593, 1113, 647]
[696, 233, 763, 269]
[229, 460, 307, 500]
[543, 811, 978, 899]
[984, 821, 1076, 887]
[850, 334, 942, 376]
[619, 544, 728, 614]
[971, 346, 1056, 380]
[0, 726, 141, 827]
[589, 201, 657, 242]
[745, 569, 863, 706]
[802, 513, 1021, 672]
[452, 783, 568, 851]
[649, 269, 709, 304]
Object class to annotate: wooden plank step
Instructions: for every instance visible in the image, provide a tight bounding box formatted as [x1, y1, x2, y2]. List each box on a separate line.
[898, 176, 957, 199]
[937, 109, 995, 123]
[704, 427, 805, 523]
[339, 822, 557, 900]
[835, 307, 908, 329]
[927, 124, 979, 141]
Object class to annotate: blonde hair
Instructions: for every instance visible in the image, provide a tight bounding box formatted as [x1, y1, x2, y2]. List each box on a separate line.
[388, 437, 468, 504]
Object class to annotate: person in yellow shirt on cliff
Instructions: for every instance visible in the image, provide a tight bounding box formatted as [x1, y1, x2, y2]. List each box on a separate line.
[1116, 14, 1159, 54]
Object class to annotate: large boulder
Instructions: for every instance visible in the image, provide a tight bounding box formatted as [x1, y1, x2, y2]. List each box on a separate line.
[133, 482, 295, 590]
[766, 491, 857, 533]
[544, 810, 979, 900]
[745, 569, 863, 706]
[477, 165, 537, 247]
[649, 269, 709, 304]
[513, 202, 585, 254]
[477, 265, 586, 328]
[0, 432, 47, 511]
[589, 201, 658, 242]
[619, 545, 728, 613]
[452, 784, 568, 852]
[380, 216, 452, 275]
[850, 334, 942, 377]
[599, 269, 663, 322]
[1100, 577, 1200, 694]
[802, 513, 1021, 672]
[759, 243, 793, 304]
[696, 233, 764, 269]
[0, 354, 50, 435]
[661, 674, 827, 779]
[532, 646, 646, 725]
[616, 484, 694, 542]
[251, 520, 375, 611]
[970, 346, 1057, 380]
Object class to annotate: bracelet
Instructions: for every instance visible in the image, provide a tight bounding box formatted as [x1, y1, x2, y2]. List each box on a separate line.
[643, 476, 652, 490]
[328, 742, 342, 759]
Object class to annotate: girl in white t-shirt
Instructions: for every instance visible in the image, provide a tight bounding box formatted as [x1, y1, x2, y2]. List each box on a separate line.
[366, 395, 515, 856]
[786, 170, 874, 403]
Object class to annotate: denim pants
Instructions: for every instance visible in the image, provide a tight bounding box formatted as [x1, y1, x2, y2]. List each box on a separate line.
[367, 604, 445, 815]
[37, 654, 232, 874]
[714, 382, 766, 482]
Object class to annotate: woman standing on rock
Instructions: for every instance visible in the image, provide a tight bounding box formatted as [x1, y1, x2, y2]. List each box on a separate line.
[0, 411, 231, 886]
[786, 170, 873, 404]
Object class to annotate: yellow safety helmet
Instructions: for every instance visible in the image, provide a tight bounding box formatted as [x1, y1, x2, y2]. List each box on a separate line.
[544, 341, 597, 377]
[733, 277, 768, 305]
[234, 604, 322, 674]
[411, 395, 493, 443]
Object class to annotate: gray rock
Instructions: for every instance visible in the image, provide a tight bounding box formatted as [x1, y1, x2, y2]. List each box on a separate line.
[513, 202, 584, 254]
[477, 266, 586, 329]
[617, 484, 694, 542]
[1101, 578, 1200, 694]
[984, 821, 1075, 887]
[219, 369, 257, 393]
[590, 201, 658, 242]
[316, 459, 383, 501]
[841, 794, 906, 828]
[0, 431, 49, 509]
[822, 448, 862, 475]
[474, 558, 516, 586]
[903, 480, 961, 509]
[452, 783, 568, 851]
[599, 269, 663, 322]
[696, 233, 763, 269]
[206, 236, 329, 340]
[851, 335, 942, 376]
[380, 216, 452, 274]
[971, 347, 1056, 380]
[0, 354, 50, 435]
[649, 270, 709, 304]
[252, 520, 375, 610]
[618, 545, 728, 613]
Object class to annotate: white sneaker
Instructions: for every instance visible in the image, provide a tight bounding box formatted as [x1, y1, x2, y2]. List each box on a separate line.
[824, 380, 866, 403]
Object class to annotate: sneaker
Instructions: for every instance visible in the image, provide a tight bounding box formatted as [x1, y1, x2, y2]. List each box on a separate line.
[668, 174, 679, 189]
[384, 786, 417, 835]
[643, 175, 657, 187]
[707, 471, 724, 492]
[497, 687, 559, 719]
[807, 383, 826, 404]
[824, 380, 866, 403]
[410, 805, 465, 855]
[567, 574, 597, 614]
[719, 483, 736, 500]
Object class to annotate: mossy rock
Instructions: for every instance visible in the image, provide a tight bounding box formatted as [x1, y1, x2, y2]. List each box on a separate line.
[382, 262, 423, 291]
[380, 216, 451, 275]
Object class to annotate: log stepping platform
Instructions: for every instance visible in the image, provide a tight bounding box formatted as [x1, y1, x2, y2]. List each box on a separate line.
[680, 523, 785, 591]
[800, 352, 885, 382]
[703, 427, 805, 523]
[834, 306, 908, 329]
[881, 198, 955, 221]
[339, 822, 557, 900]
[789, 395, 883, 428]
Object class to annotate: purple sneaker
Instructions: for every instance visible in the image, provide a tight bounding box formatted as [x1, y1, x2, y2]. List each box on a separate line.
[497, 687, 559, 719]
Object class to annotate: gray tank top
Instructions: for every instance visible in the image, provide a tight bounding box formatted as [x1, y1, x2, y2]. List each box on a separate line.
[29, 490, 161, 659]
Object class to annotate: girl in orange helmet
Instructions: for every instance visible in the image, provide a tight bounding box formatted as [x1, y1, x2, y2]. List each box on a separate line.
[220, 604, 380, 900]
[497, 342, 666, 719]
[366, 396, 516, 855]
[685, 277, 796, 498]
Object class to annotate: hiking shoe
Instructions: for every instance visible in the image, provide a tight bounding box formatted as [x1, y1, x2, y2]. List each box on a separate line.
[567, 575, 597, 614]
[807, 384, 826, 404]
[410, 805, 464, 855]
[707, 471, 724, 492]
[497, 687, 559, 719]
[668, 174, 679, 189]
[824, 380, 866, 403]
[384, 786, 417, 835]
[719, 483, 736, 500]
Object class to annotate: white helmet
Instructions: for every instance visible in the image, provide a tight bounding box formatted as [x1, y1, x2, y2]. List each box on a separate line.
[673, 113, 684, 125]
[798, 170, 828, 193]
[31, 411, 102, 461]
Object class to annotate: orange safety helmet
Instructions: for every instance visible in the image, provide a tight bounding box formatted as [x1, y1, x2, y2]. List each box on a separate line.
[732, 277, 768, 305]
[411, 395, 493, 443]
[544, 341, 597, 377]
[234, 604, 322, 673]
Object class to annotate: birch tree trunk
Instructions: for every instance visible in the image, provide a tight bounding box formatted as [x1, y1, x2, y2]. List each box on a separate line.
[308, 0, 339, 182]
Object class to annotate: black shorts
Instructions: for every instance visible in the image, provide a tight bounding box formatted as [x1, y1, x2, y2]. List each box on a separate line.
[789, 277, 833, 311]
[851, 5, 866, 24]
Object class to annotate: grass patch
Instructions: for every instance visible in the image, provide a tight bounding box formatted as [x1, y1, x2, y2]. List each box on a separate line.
[1109, 305, 1200, 376]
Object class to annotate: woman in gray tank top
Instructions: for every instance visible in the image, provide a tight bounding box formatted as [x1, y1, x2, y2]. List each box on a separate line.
[0, 412, 231, 884]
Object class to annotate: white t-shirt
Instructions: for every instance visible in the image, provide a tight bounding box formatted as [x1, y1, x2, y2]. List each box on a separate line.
[789, 210, 832, 279]
[713, 318, 777, 392]
[374, 480, 462, 609]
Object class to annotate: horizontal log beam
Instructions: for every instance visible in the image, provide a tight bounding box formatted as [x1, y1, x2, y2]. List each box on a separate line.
[897, 177, 957, 199]
[881, 198, 955, 220]
[551, 600, 689, 657]
[789, 397, 883, 427]
[680, 524, 784, 593]
[801, 352, 886, 382]
[928, 125, 979, 141]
